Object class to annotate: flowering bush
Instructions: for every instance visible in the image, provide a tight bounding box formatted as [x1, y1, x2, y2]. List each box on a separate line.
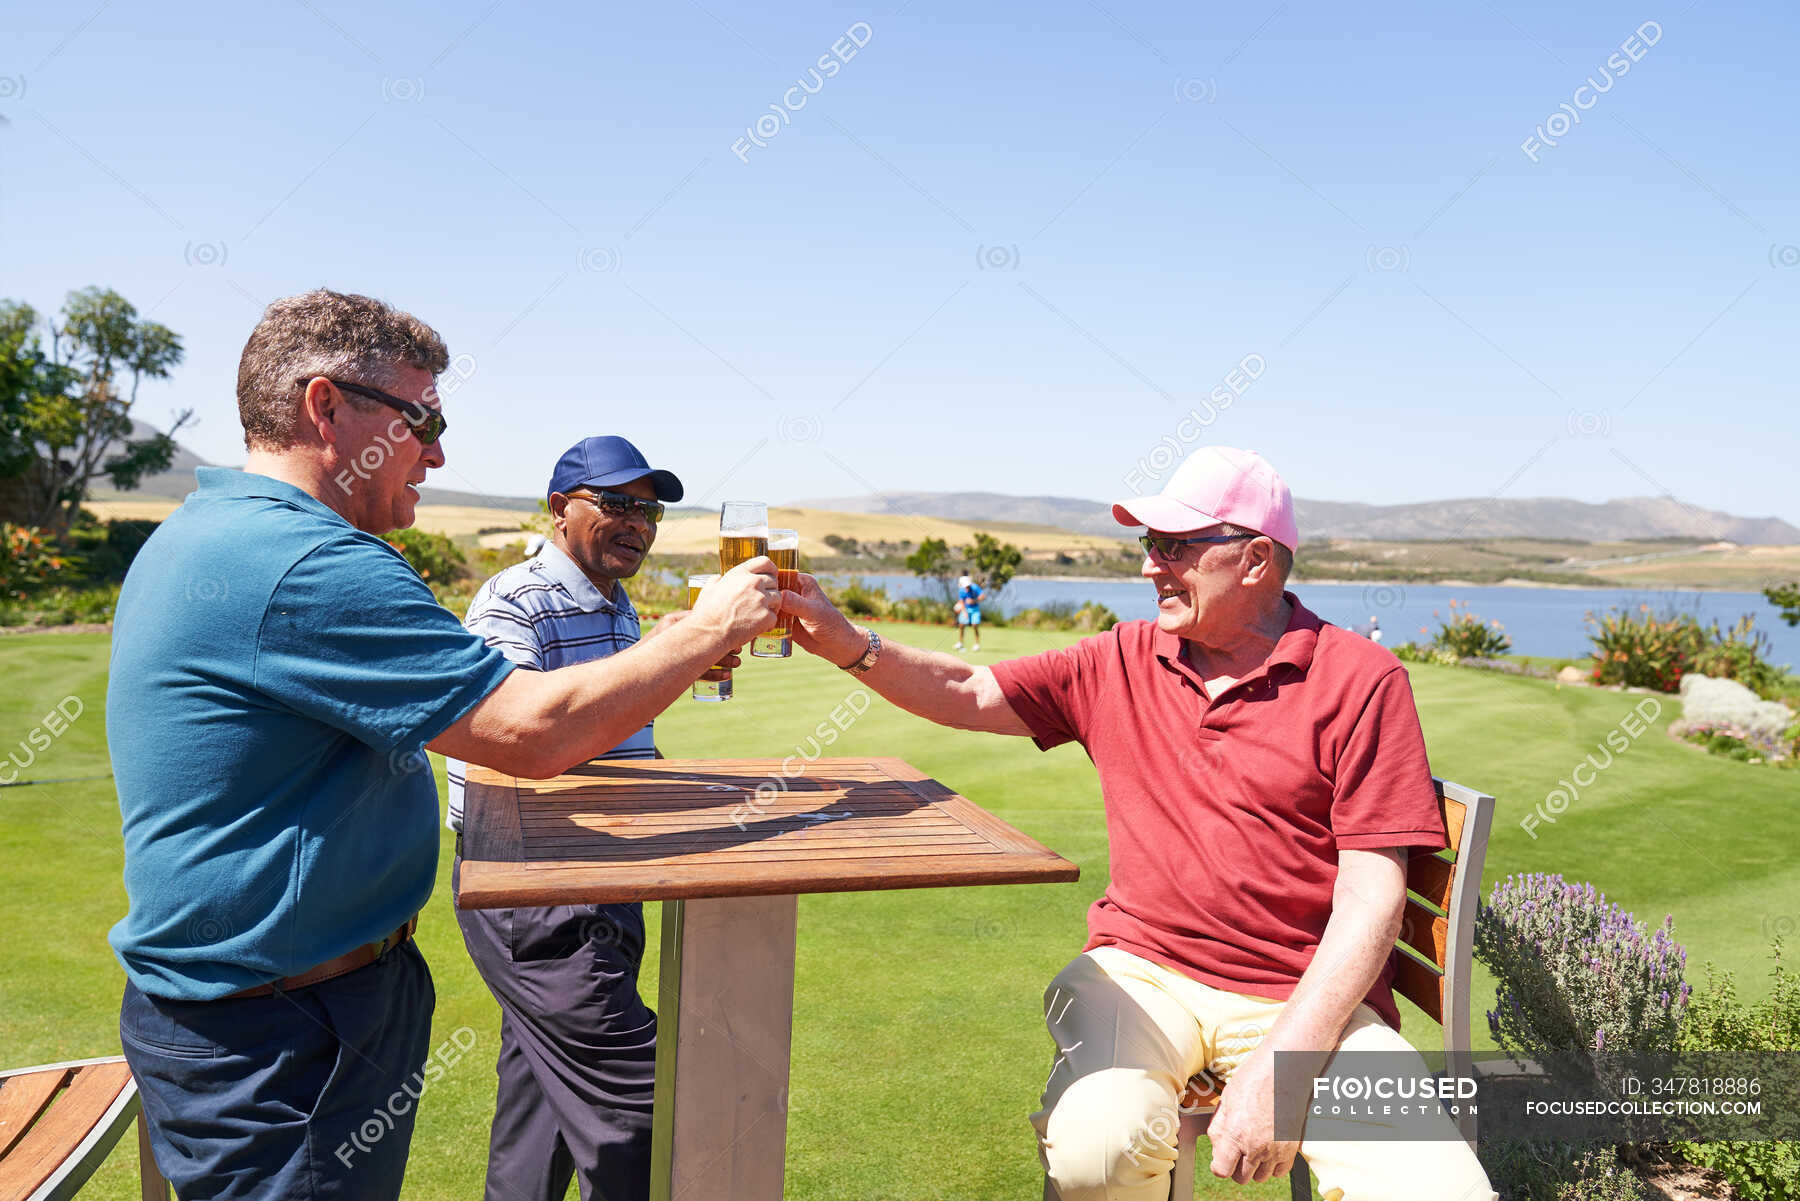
[1586, 606, 1705, 691]
[1670, 719, 1792, 765]
[1, 523, 66, 600]
[1476, 876, 1690, 1200]
[1394, 641, 1466, 668]
[1427, 598, 1512, 658]
[1476, 874, 1689, 1067]
[1690, 614, 1786, 701]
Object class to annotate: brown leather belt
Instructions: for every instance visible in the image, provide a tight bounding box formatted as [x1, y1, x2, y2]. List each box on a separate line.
[226, 916, 419, 999]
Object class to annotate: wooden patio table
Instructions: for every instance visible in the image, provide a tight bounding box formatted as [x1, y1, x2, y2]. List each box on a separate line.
[457, 756, 1079, 1201]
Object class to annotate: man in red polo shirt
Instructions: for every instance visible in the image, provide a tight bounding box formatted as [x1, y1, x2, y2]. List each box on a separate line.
[780, 447, 1495, 1201]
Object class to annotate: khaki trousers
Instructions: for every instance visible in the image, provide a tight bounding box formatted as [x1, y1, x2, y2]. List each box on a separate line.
[1032, 947, 1497, 1201]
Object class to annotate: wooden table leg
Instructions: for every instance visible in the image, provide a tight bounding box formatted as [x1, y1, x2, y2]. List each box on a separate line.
[649, 894, 798, 1201]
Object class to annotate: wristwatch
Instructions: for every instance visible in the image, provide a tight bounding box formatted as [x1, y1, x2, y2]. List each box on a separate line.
[839, 626, 882, 676]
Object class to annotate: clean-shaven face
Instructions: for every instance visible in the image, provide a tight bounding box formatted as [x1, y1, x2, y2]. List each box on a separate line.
[334, 364, 444, 535]
[1140, 528, 1247, 640]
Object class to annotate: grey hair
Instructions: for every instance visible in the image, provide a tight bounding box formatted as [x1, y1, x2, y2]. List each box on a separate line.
[236, 289, 449, 450]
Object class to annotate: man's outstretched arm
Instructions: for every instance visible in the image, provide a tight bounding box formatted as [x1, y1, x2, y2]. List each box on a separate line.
[781, 573, 1032, 737]
[429, 558, 778, 776]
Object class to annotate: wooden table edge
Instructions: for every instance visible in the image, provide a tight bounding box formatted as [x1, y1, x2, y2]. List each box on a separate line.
[456, 853, 1079, 908]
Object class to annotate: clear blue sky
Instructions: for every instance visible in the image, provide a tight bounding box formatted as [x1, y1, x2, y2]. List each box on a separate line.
[4, 1, 1796, 522]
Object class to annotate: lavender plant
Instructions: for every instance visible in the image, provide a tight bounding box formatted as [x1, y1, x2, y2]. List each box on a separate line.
[1475, 876, 1690, 1200]
[1475, 873, 1690, 1067]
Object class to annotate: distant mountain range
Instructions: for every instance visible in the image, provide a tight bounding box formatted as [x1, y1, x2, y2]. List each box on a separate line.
[793, 491, 1800, 545]
[91, 428, 1798, 544]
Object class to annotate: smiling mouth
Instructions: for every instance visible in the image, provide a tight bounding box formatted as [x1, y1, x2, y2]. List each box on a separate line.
[612, 537, 646, 555]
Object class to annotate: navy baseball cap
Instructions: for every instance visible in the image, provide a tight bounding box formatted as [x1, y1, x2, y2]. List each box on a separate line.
[547, 436, 684, 503]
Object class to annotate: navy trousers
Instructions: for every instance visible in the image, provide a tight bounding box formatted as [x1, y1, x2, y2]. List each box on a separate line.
[119, 939, 435, 1200]
[452, 856, 657, 1201]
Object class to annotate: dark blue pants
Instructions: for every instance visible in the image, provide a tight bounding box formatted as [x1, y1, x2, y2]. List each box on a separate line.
[119, 940, 434, 1201]
[452, 856, 656, 1201]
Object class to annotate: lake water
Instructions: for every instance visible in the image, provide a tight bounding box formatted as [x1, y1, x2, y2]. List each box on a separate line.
[830, 575, 1800, 668]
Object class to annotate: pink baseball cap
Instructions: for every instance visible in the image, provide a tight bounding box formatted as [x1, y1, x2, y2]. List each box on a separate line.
[1112, 446, 1299, 552]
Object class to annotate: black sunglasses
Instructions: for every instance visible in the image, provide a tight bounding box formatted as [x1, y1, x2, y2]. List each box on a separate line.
[568, 490, 665, 525]
[1138, 531, 1255, 560]
[299, 376, 448, 445]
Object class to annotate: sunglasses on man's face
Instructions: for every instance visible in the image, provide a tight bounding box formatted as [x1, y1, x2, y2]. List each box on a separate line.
[1138, 532, 1255, 561]
[298, 377, 448, 445]
[569, 490, 665, 525]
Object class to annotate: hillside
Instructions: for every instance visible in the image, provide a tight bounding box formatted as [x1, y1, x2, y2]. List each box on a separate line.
[94, 421, 1798, 545]
[799, 491, 1800, 546]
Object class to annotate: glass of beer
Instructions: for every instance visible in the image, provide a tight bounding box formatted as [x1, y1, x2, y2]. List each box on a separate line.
[752, 528, 799, 658]
[686, 572, 732, 702]
[718, 501, 770, 573]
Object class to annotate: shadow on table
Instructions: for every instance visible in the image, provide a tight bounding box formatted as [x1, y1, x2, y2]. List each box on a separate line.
[524, 761, 937, 864]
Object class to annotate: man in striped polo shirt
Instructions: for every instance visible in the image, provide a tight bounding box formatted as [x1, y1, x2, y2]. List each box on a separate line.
[447, 435, 688, 1201]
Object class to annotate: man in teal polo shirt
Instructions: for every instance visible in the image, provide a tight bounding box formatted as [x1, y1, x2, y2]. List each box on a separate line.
[108, 289, 780, 1200]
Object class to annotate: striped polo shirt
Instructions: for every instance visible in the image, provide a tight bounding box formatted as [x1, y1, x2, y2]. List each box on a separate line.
[446, 540, 656, 831]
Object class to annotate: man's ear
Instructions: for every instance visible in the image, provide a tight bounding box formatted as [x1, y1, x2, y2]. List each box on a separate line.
[548, 492, 572, 535]
[1241, 537, 1275, 586]
[301, 378, 343, 448]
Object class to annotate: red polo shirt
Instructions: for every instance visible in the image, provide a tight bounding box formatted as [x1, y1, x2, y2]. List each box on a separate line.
[991, 592, 1444, 1029]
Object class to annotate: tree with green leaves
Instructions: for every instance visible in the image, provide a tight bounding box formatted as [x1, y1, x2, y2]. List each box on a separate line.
[1766, 582, 1800, 628]
[963, 531, 1022, 597]
[0, 287, 192, 530]
[0, 300, 63, 484]
[905, 535, 955, 602]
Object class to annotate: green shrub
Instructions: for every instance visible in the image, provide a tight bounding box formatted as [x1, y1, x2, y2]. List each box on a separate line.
[468, 541, 530, 581]
[1008, 601, 1120, 632]
[1690, 614, 1786, 701]
[1430, 599, 1512, 658]
[835, 578, 885, 618]
[1673, 942, 1800, 1199]
[1552, 1149, 1652, 1200]
[430, 584, 475, 620]
[1482, 1134, 1657, 1200]
[1766, 581, 1800, 628]
[386, 527, 467, 583]
[888, 596, 954, 624]
[1394, 641, 1461, 667]
[55, 515, 160, 583]
[0, 582, 120, 627]
[1676, 722, 1785, 765]
[1585, 606, 1706, 691]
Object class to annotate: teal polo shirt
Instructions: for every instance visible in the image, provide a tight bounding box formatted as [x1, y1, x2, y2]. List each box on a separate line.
[106, 467, 515, 1000]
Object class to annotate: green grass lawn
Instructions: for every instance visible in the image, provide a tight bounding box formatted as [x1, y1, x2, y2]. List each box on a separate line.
[3, 623, 1795, 1199]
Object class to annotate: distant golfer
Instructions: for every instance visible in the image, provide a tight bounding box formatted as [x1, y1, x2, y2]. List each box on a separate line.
[1368, 615, 1383, 644]
[955, 573, 984, 652]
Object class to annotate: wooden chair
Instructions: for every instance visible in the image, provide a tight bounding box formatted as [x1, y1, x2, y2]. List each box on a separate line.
[0, 1057, 169, 1201]
[1167, 777, 1496, 1201]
